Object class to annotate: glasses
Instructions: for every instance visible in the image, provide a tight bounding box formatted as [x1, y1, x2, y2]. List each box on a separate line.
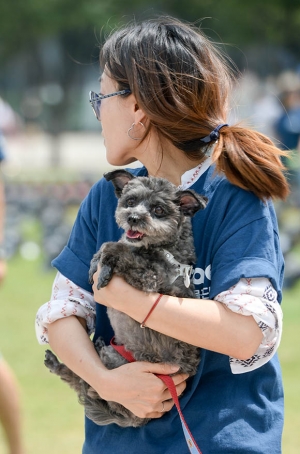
[89, 89, 131, 121]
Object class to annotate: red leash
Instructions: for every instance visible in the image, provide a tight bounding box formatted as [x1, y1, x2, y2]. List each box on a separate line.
[110, 337, 202, 454]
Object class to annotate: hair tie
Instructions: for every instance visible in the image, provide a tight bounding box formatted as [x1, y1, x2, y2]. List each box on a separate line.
[200, 123, 228, 143]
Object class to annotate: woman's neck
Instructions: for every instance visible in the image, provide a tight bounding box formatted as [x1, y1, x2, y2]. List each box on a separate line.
[137, 134, 206, 186]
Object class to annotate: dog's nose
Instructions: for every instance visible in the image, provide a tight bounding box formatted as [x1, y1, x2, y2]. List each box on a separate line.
[128, 214, 139, 225]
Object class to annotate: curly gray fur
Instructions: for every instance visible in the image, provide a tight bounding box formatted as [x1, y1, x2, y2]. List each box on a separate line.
[45, 170, 207, 428]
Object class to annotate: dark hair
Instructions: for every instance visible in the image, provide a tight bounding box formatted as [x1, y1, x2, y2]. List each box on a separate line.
[100, 17, 289, 200]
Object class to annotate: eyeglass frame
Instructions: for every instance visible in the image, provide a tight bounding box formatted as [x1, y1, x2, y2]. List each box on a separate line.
[89, 89, 131, 121]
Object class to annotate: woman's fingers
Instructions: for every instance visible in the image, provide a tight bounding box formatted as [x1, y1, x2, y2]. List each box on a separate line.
[145, 398, 175, 419]
[156, 372, 188, 405]
[133, 367, 188, 418]
[171, 372, 189, 387]
[142, 363, 189, 401]
[160, 377, 187, 401]
[98, 362, 189, 420]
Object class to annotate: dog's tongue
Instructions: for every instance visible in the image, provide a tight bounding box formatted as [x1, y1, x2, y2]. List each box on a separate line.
[126, 230, 143, 239]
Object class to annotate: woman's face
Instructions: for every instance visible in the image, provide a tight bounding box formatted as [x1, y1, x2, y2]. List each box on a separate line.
[99, 72, 141, 166]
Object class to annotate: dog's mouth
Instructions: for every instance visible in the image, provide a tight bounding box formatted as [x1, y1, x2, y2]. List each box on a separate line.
[126, 229, 145, 241]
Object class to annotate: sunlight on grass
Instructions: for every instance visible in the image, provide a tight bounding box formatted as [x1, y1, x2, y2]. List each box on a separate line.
[279, 280, 300, 454]
[0, 254, 84, 454]
[0, 252, 299, 453]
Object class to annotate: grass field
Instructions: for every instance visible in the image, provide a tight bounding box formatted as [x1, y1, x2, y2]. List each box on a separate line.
[0, 253, 300, 453]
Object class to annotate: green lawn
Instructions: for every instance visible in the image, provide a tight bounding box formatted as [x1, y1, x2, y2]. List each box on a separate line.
[0, 253, 299, 453]
[0, 254, 83, 454]
[279, 279, 300, 453]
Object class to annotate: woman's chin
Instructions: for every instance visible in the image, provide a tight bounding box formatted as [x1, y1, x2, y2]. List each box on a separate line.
[106, 155, 138, 166]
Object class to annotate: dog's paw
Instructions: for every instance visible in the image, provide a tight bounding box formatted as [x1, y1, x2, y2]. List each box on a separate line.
[97, 264, 113, 288]
[44, 349, 60, 372]
[94, 337, 106, 354]
[89, 257, 100, 284]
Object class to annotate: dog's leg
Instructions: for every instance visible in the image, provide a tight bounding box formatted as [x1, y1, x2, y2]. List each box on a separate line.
[94, 336, 106, 354]
[89, 253, 101, 283]
[90, 255, 115, 289]
[100, 345, 129, 369]
[45, 348, 148, 428]
[79, 340, 148, 428]
[83, 393, 148, 427]
[97, 264, 113, 288]
[44, 350, 86, 395]
[90, 254, 115, 288]
[96, 241, 141, 288]
[90, 242, 125, 288]
[86, 339, 129, 402]
[94, 337, 128, 369]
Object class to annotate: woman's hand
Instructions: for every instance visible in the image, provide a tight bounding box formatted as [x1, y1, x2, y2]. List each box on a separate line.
[91, 269, 189, 418]
[96, 361, 188, 419]
[92, 267, 137, 310]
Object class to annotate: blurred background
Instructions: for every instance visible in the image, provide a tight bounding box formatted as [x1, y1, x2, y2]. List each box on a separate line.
[0, 1, 300, 453]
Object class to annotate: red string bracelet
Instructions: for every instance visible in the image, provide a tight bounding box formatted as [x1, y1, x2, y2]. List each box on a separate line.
[140, 294, 163, 328]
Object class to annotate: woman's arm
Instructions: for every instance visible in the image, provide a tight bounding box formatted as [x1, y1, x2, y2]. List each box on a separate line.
[0, 358, 25, 454]
[92, 274, 263, 361]
[47, 316, 188, 419]
[36, 273, 188, 418]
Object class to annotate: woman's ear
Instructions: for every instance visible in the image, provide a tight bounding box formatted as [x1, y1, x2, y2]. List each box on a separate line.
[134, 103, 147, 126]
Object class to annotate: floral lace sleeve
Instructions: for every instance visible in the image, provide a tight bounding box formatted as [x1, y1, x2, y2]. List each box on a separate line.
[214, 277, 283, 374]
[35, 272, 96, 344]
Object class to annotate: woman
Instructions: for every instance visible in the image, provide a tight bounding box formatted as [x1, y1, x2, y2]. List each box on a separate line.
[0, 357, 25, 454]
[36, 17, 288, 453]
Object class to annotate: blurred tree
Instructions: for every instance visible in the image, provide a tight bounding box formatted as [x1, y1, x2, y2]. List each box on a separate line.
[0, 0, 299, 165]
[1, 0, 300, 63]
[1, 0, 300, 61]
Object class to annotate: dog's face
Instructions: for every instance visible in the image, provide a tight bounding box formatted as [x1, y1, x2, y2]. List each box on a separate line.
[116, 177, 185, 248]
[105, 170, 207, 248]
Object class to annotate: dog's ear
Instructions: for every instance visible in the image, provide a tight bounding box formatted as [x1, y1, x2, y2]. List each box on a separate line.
[104, 170, 136, 198]
[178, 190, 208, 217]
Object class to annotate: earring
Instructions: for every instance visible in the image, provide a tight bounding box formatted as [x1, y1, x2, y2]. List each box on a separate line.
[127, 122, 145, 140]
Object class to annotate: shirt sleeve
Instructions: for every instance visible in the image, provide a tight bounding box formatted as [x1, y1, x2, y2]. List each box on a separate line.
[35, 272, 96, 345]
[214, 277, 282, 374]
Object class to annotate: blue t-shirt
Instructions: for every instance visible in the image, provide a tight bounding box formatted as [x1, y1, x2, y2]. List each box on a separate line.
[53, 165, 284, 454]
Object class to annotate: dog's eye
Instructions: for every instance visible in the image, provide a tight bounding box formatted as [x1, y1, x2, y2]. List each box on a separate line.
[126, 198, 136, 207]
[154, 205, 165, 216]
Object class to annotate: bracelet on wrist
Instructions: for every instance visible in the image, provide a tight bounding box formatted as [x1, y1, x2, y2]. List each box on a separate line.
[140, 294, 163, 328]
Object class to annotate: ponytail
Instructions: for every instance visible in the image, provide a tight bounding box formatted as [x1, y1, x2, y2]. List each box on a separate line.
[213, 126, 290, 200]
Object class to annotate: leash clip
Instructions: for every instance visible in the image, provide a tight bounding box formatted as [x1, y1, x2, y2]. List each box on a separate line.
[162, 249, 193, 288]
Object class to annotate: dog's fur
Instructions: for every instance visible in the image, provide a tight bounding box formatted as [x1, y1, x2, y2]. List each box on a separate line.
[44, 170, 207, 428]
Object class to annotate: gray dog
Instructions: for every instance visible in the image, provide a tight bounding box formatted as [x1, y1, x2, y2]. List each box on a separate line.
[44, 170, 207, 427]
